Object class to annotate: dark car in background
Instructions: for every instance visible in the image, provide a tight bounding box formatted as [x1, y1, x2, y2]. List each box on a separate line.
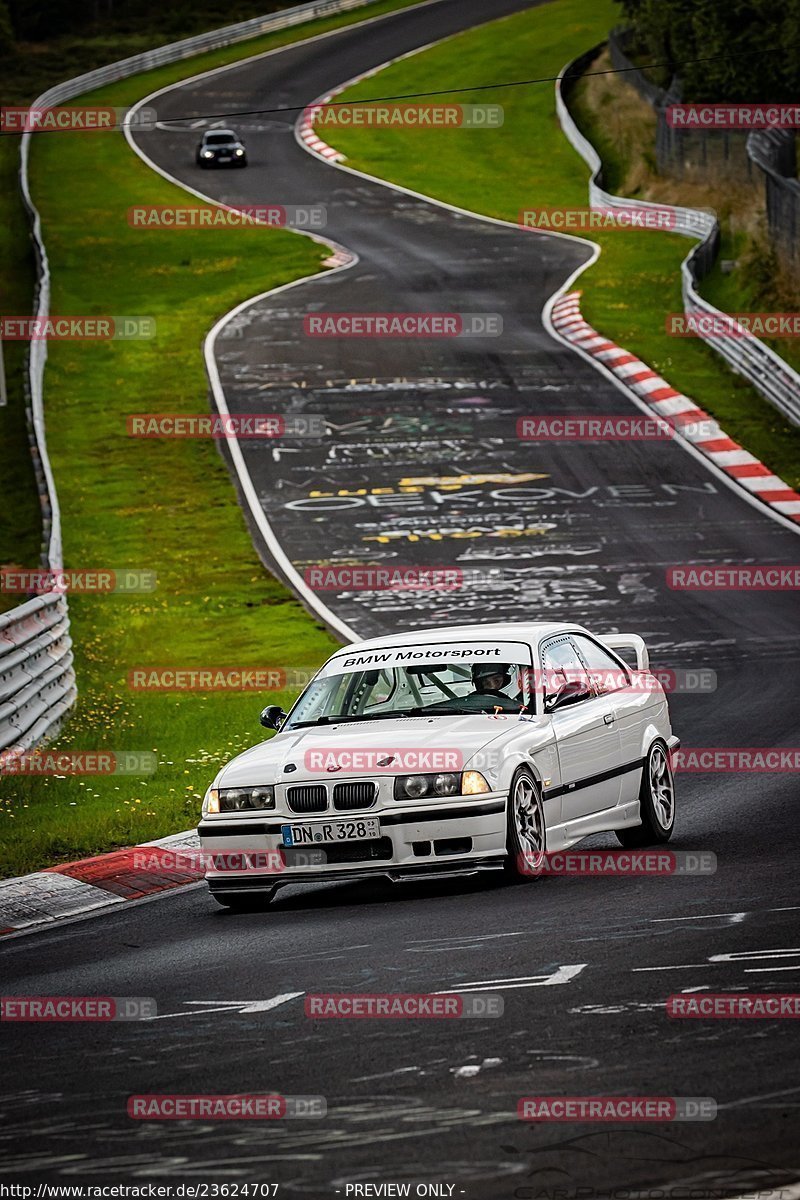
[196, 128, 247, 167]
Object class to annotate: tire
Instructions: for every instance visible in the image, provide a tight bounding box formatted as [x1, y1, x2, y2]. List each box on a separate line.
[505, 766, 547, 882]
[616, 740, 675, 847]
[211, 889, 275, 911]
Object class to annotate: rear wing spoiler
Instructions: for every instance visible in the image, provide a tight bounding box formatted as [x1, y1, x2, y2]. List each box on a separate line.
[597, 634, 649, 672]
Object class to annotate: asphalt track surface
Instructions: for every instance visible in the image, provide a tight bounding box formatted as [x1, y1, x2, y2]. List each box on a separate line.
[3, 0, 800, 1195]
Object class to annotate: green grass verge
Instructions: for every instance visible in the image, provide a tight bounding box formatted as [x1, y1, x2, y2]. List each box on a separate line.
[0, 0, 430, 613]
[323, 0, 800, 491]
[700, 228, 800, 375]
[0, 0, 427, 878]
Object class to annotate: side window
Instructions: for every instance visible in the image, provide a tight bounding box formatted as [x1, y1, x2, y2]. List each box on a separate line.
[362, 669, 398, 713]
[541, 637, 590, 709]
[571, 635, 630, 695]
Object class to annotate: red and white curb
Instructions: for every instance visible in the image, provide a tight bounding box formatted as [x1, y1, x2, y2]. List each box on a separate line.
[297, 57, 390, 165]
[321, 247, 353, 268]
[0, 829, 200, 936]
[297, 95, 348, 163]
[295, 94, 354, 268]
[551, 292, 800, 524]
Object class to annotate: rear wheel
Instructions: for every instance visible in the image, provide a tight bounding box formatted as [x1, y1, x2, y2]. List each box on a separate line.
[616, 740, 675, 847]
[505, 767, 546, 882]
[211, 889, 275, 911]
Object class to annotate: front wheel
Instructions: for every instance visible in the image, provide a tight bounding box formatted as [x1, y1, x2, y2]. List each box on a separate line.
[505, 767, 546, 882]
[616, 740, 675, 847]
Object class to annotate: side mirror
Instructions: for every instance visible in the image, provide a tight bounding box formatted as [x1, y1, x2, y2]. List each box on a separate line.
[545, 680, 592, 712]
[260, 705, 287, 731]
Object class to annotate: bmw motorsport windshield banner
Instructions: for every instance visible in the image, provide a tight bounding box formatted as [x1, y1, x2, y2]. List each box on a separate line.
[321, 641, 534, 675]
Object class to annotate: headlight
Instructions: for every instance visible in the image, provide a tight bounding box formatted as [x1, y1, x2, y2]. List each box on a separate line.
[234, 148, 244, 156]
[204, 785, 275, 814]
[201, 149, 214, 158]
[394, 772, 477, 800]
[434, 772, 459, 796]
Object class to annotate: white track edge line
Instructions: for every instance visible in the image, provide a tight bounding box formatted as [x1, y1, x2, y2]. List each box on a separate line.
[291, 38, 800, 539]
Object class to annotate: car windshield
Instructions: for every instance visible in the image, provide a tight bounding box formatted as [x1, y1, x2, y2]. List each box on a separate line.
[205, 133, 236, 145]
[285, 649, 535, 729]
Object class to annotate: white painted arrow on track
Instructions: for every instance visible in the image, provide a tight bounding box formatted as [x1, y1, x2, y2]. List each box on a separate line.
[147, 992, 303, 1020]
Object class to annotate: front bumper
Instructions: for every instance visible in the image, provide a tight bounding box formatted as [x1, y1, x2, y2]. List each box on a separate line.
[199, 154, 245, 166]
[198, 795, 506, 895]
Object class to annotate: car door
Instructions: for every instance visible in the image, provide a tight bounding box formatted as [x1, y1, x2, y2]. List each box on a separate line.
[571, 633, 649, 804]
[541, 634, 623, 822]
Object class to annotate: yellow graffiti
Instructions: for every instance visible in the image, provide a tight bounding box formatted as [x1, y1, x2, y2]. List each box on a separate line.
[398, 473, 549, 489]
[363, 526, 555, 543]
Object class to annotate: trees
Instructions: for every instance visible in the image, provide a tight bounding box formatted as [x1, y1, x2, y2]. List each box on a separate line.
[617, 0, 800, 101]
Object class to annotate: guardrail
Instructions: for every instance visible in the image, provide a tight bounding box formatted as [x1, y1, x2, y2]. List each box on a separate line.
[747, 127, 800, 267]
[7, 0, 386, 756]
[556, 48, 800, 429]
[0, 594, 76, 755]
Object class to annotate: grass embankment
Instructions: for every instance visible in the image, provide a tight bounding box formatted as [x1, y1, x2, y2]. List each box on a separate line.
[0, 0, 426, 877]
[322, 0, 800, 490]
[0, 0, 427, 601]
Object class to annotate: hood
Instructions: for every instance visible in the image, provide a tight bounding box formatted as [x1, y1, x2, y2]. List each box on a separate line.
[217, 713, 553, 787]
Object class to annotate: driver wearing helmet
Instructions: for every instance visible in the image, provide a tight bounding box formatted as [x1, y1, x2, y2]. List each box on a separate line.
[470, 662, 512, 698]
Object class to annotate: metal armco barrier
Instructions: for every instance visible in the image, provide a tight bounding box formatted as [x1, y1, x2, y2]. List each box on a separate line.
[0, 593, 76, 755]
[9, 0, 386, 755]
[747, 128, 800, 266]
[556, 49, 800, 429]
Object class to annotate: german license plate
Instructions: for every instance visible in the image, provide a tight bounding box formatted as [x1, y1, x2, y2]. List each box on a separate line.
[281, 818, 380, 846]
[218, 155, 231, 162]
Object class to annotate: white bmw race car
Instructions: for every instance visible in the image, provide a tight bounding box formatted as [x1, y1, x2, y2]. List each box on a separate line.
[198, 622, 679, 909]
